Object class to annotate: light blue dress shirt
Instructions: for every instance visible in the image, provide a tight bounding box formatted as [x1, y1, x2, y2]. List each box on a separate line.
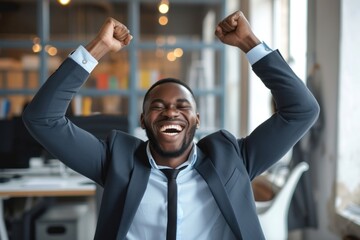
[125, 143, 237, 240]
[69, 42, 272, 239]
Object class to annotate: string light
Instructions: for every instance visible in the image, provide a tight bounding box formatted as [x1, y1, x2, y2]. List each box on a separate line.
[173, 48, 183, 57]
[158, 15, 168, 25]
[32, 39, 58, 56]
[58, 0, 71, 6]
[32, 43, 42, 53]
[167, 51, 176, 61]
[166, 48, 184, 62]
[32, 37, 41, 53]
[158, 0, 169, 14]
[45, 45, 58, 56]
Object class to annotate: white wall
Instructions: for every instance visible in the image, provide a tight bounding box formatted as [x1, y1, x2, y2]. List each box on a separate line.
[305, 0, 340, 239]
[248, 0, 273, 133]
[336, 0, 360, 235]
[337, 0, 360, 205]
[247, 0, 356, 239]
[231, 0, 358, 238]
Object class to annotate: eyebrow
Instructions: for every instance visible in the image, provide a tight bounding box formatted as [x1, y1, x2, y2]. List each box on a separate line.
[149, 98, 192, 105]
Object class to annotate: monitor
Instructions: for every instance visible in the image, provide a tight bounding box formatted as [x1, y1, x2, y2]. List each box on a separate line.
[0, 114, 128, 169]
[0, 117, 41, 169]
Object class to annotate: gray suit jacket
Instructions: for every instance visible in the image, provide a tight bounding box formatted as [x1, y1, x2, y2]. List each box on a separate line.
[23, 50, 319, 239]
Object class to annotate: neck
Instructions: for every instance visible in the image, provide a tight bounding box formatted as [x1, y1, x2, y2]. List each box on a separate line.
[151, 145, 193, 169]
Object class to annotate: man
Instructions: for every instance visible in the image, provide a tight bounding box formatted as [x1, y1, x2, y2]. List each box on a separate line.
[23, 11, 319, 240]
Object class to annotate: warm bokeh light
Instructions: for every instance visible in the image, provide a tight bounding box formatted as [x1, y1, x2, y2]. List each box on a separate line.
[32, 43, 42, 53]
[167, 51, 176, 61]
[44, 45, 58, 56]
[58, 0, 71, 5]
[158, 3, 169, 14]
[158, 16, 168, 26]
[173, 48, 183, 57]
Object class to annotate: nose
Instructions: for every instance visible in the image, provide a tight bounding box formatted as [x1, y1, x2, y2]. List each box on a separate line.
[162, 106, 179, 118]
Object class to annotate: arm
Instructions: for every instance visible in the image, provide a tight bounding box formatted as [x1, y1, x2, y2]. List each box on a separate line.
[22, 18, 132, 184]
[215, 11, 320, 179]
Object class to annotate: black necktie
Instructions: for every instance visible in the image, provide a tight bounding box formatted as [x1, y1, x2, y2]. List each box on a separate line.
[161, 167, 185, 240]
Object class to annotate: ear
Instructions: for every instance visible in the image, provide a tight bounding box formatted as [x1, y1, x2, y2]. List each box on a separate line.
[140, 113, 145, 129]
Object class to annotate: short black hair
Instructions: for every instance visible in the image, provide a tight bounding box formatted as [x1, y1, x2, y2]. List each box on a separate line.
[142, 78, 195, 112]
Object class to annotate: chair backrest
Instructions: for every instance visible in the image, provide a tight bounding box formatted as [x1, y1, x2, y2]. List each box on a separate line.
[257, 162, 309, 240]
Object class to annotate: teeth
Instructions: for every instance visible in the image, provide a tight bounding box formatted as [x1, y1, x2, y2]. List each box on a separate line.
[163, 132, 178, 136]
[160, 124, 183, 132]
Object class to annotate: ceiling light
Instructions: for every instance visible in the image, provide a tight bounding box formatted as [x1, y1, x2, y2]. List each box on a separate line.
[58, 0, 71, 5]
[158, 0, 169, 14]
[46, 45, 58, 56]
[167, 52, 176, 61]
[173, 48, 183, 58]
[32, 43, 42, 53]
[159, 16, 168, 26]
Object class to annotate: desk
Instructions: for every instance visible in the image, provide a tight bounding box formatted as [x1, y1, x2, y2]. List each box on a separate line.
[0, 173, 96, 240]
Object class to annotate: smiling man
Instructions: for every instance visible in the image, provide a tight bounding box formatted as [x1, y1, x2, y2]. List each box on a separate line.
[23, 10, 319, 240]
[141, 79, 200, 168]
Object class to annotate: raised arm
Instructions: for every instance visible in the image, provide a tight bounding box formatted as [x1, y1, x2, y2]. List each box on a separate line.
[22, 18, 132, 184]
[215, 11, 320, 179]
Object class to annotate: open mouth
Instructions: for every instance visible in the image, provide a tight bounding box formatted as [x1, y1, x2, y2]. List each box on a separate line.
[160, 124, 184, 136]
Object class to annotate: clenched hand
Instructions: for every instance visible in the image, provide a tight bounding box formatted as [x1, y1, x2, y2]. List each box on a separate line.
[215, 11, 261, 53]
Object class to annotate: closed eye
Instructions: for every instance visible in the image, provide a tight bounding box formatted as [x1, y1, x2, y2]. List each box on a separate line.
[150, 105, 165, 110]
[177, 99, 193, 110]
[148, 99, 194, 111]
[177, 104, 192, 110]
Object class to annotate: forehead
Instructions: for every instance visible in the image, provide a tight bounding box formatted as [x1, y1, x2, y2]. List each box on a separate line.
[146, 82, 195, 103]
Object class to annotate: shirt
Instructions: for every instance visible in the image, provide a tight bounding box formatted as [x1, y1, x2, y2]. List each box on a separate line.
[69, 42, 273, 239]
[123, 143, 237, 239]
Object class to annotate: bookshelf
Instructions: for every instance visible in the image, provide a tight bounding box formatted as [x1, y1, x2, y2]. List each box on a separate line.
[0, 0, 226, 135]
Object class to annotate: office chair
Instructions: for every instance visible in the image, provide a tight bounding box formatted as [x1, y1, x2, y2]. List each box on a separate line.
[256, 162, 309, 240]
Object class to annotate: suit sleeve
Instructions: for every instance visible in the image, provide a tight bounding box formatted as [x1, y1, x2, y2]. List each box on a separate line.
[240, 50, 320, 180]
[22, 58, 108, 184]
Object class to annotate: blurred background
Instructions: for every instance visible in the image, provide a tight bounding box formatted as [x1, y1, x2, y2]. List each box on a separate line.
[0, 0, 359, 239]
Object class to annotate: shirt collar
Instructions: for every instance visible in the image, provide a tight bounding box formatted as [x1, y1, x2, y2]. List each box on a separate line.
[146, 142, 197, 170]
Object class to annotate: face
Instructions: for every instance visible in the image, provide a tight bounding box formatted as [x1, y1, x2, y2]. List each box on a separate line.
[140, 82, 200, 159]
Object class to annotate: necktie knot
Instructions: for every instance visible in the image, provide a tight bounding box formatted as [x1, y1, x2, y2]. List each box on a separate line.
[161, 168, 182, 180]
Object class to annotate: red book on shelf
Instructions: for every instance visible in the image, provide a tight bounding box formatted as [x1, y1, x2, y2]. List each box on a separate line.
[96, 74, 109, 90]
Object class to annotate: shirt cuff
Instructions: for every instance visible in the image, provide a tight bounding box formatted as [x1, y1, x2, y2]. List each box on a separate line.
[246, 42, 273, 65]
[69, 45, 98, 73]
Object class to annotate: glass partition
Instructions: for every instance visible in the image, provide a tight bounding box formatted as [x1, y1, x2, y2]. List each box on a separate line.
[49, 1, 128, 42]
[0, 0, 226, 134]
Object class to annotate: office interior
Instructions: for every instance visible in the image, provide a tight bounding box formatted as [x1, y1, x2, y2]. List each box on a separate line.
[0, 0, 359, 239]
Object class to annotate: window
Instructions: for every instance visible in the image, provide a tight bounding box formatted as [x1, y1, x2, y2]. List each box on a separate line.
[336, 0, 360, 227]
[247, 0, 307, 133]
[0, 0, 226, 136]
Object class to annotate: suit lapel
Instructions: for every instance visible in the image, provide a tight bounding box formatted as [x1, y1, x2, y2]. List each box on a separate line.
[116, 144, 151, 239]
[195, 148, 242, 240]
[115, 144, 244, 239]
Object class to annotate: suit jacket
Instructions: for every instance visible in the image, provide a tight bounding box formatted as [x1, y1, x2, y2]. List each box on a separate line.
[23, 50, 319, 239]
